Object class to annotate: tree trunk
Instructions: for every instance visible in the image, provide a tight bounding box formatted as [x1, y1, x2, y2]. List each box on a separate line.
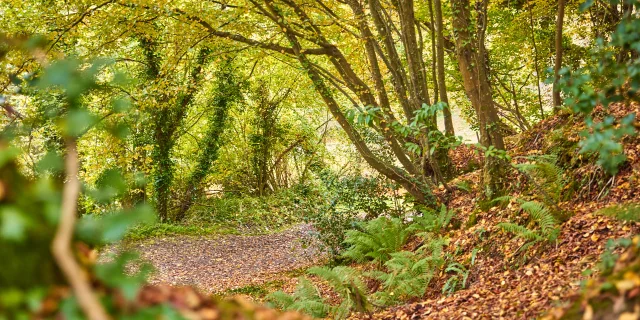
[527, 0, 545, 120]
[553, 0, 565, 109]
[434, 0, 455, 136]
[174, 61, 239, 221]
[450, 0, 506, 198]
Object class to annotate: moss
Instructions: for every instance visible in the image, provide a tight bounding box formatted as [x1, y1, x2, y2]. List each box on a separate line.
[466, 210, 478, 228]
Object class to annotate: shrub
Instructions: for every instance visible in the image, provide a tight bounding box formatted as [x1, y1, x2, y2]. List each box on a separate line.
[266, 278, 330, 318]
[267, 266, 370, 319]
[342, 217, 413, 264]
[495, 197, 560, 252]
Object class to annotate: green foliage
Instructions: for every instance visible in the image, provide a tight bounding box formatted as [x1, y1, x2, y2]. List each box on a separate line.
[556, 0, 640, 175]
[225, 285, 269, 297]
[598, 238, 633, 275]
[496, 198, 559, 251]
[455, 180, 473, 193]
[368, 249, 438, 305]
[442, 262, 469, 296]
[0, 50, 177, 317]
[514, 154, 568, 203]
[307, 266, 371, 319]
[308, 171, 402, 257]
[319, 171, 395, 219]
[267, 266, 370, 319]
[342, 217, 412, 264]
[410, 204, 455, 236]
[595, 203, 640, 222]
[266, 278, 330, 318]
[185, 187, 319, 233]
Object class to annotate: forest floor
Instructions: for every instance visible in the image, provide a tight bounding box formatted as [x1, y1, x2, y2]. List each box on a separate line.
[100, 105, 639, 319]
[102, 224, 326, 294]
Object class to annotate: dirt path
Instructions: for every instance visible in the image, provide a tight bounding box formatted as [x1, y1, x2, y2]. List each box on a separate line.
[109, 224, 324, 293]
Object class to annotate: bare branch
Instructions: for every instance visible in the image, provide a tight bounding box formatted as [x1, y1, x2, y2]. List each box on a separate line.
[52, 139, 109, 320]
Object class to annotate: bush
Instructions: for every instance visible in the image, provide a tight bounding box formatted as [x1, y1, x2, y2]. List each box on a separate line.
[183, 187, 322, 233]
[342, 217, 413, 264]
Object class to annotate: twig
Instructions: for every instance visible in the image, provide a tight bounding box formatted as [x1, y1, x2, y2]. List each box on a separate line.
[51, 139, 109, 320]
[597, 174, 615, 200]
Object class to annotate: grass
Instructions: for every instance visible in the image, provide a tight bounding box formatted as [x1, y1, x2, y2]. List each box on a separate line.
[217, 267, 311, 300]
[124, 223, 241, 241]
[124, 189, 323, 241]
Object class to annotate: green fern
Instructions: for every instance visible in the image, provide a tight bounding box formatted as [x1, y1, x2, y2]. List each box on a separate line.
[368, 237, 449, 305]
[498, 200, 559, 250]
[520, 201, 557, 237]
[496, 222, 542, 242]
[491, 195, 516, 205]
[368, 251, 432, 305]
[442, 262, 469, 295]
[307, 266, 370, 319]
[266, 277, 330, 318]
[409, 204, 455, 236]
[514, 154, 567, 204]
[342, 217, 412, 264]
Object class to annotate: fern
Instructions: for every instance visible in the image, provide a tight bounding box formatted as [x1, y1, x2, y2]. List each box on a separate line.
[307, 266, 370, 319]
[409, 204, 455, 236]
[442, 262, 469, 295]
[416, 236, 447, 268]
[368, 237, 449, 305]
[520, 201, 557, 238]
[266, 277, 330, 318]
[368, 251, 433, 305]
[498, 200, 559, 251]
[491, 195, 515, 205]
[514, 154, 567, 204]
[497, 222, 542, 242]
[342, 217, 412, 264]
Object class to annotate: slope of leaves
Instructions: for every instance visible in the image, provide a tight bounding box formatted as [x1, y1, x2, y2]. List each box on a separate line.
[355, 104, 640, 319]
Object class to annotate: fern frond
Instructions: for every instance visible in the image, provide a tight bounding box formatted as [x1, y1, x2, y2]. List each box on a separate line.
[492, 195, 515, 204]
[497, 222, 542, 241]
[520, 201, 558, 238]
[515, 155, 566, 203]
[266, 277, 330, 318]
[342, 217, 412, 263]
[266, 291, 295, 310]
[307, 266, 370, 317]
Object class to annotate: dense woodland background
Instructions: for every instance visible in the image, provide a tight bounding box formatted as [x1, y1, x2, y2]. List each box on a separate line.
[0, 0, 639, 319]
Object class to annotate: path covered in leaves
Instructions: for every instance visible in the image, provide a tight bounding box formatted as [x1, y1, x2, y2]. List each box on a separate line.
[115, 224, 325, 293]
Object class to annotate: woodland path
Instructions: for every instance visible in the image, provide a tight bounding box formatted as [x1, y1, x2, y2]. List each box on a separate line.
[109, 224, 325, 293]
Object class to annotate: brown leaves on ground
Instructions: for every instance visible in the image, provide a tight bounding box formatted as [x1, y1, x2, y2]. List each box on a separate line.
[357, 104, 640, 319]
[107, 224, 325, 294]
[137, 284, 311, 320]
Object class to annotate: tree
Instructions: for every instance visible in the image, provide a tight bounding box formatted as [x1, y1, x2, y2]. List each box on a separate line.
[449, 0, 506, 197]
[434, 0, 455, 136]
[140, 36, 211, 221]
[553, 0, 565, 109]
[174, 59, 242, 220]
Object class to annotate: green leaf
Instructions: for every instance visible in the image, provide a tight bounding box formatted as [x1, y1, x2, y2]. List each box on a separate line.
[0, 206, 29, 241]
[0, 146, 20, 168]
[579, 0, 595, 12]
[64, 108, 97, 137]
[95, 252, 152, 301]
[76, 204, 156, 244]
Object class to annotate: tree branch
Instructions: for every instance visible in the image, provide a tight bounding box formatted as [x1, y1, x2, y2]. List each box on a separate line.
[52, 139, 109, 320]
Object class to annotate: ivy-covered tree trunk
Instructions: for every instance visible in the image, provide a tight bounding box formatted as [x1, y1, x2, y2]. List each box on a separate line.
[450, 0, 506, 198]
[434, 0, 455, 136]
[174, 60, 242, 221]
[553, 0, 565, 109]
[250, 83, 280, 197]
[140, 37, 210, 221]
